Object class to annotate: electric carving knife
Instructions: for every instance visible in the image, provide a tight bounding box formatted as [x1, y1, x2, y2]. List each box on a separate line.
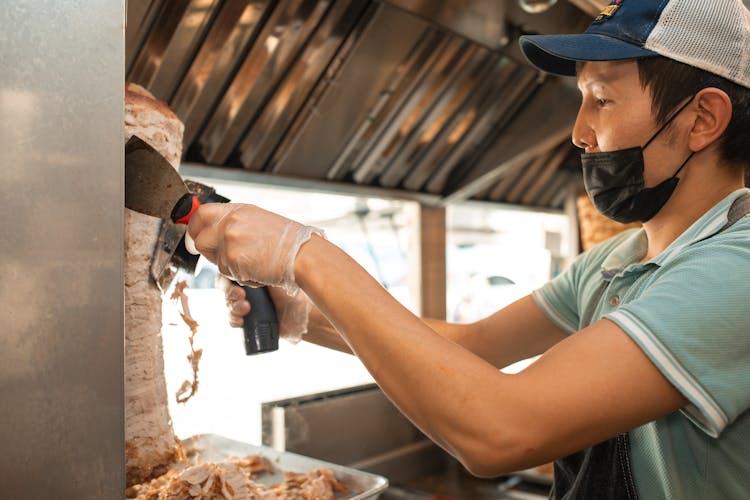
[124, 135, 279, 355]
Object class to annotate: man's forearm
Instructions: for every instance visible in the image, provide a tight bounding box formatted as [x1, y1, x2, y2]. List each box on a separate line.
[303, 301, 476, 355]
[419, 298, 567, 369]
[301, 306, 353, 354]
[423, 317, 474, 342]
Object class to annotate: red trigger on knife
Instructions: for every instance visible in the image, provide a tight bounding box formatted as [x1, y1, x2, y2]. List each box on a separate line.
[173, 194, 201, 225]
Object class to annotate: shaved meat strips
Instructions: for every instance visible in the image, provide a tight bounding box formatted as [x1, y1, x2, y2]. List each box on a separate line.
[170, 280, 202, 404]
[270, 469, 349, 499]
[128, 453, 347, 500]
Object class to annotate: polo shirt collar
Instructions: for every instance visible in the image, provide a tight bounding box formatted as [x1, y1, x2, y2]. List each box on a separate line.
[601, 188, 750, 275]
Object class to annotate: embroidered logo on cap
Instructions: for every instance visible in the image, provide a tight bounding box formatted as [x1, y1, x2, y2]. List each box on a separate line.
[596, 0, 622, 21]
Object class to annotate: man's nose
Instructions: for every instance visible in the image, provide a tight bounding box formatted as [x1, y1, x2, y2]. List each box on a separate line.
[572, 109, 595, 151]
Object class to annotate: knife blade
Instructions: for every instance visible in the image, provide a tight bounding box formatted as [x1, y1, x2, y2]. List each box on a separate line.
[125, 135, 199, 224]
[124, 135, 279, 355]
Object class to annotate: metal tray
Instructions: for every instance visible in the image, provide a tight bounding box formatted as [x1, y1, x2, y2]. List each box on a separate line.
[182, 433, 388, 499]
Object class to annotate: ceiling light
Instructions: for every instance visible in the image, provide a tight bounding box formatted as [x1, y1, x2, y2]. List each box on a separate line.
[518, 0, 559, 14]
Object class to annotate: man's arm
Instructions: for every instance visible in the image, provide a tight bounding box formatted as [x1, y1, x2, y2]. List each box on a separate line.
[424, 296, 569, 369]
[264, 285, 568, 369]
[296, 235, 689, 476]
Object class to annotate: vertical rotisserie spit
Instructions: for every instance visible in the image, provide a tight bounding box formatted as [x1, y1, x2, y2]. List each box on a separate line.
[124, 83, 185, 486]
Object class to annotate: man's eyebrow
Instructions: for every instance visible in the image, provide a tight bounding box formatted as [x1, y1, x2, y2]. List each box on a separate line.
[577, 68, 623, 91]
[578, 78, 612, 92]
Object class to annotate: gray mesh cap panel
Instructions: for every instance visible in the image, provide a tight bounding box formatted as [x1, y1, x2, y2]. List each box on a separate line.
[645, 0, 750, 88]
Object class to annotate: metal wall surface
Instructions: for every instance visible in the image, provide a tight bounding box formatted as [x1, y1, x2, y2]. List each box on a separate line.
[0, 1, 125, 497]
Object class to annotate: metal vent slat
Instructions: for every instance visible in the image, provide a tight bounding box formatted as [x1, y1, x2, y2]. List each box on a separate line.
[400, 51, 500, 192]
[352, 34, 461, 185]
[127, 0, 194, 100]
[415, 57, 518, 194]
[238, 0, 370, 171]
[328, 26, 441, 182]
[521, 143, 572, 205]
[428, 69, 538, 196]
[378, 42, 489, 188]
[198, 0, 332, 164]
[170, 0, 270, 147]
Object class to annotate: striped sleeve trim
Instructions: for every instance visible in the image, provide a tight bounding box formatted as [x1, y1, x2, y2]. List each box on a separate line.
[531, 289, 577, 334]
[607, 309, 728, 437]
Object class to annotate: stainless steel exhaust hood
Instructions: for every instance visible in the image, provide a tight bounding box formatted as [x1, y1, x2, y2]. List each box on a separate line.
[126, 0, 597, 209]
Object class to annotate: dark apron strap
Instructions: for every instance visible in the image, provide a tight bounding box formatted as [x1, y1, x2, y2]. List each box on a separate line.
[550, 434, 637, 500]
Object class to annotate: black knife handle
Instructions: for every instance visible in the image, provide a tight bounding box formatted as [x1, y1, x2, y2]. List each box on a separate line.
[240, 285, 279, 355]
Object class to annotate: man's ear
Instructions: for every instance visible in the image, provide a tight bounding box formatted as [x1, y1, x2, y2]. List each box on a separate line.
[688, 87, 732, 152]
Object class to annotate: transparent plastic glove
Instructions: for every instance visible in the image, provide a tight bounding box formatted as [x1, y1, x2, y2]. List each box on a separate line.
[187, 203, 324, 296]
[216, 276, 313, 344]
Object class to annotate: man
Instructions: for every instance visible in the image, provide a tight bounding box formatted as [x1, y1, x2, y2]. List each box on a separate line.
[189, 1, 750, 497]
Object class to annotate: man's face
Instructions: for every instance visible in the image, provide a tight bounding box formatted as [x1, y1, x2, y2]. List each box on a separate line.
[573, 61, 684, 186]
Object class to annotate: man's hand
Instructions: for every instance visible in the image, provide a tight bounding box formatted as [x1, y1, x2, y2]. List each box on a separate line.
[216, 276, 313, 344]
[187, 203, 322, 296]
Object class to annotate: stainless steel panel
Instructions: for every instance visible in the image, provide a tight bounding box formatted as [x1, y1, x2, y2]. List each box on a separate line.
[488, 157, 537, 202]
[170, 0, 270, 147]
[383, 0, 507, 50]
[0, 1, 124, 497]
[348, 440, 448, 485]
[239, 0, 371, 170]
[520, 143, 572, 205]
[198, 0, 332, 164]
[127, 0, 192, 98]
[126, 0, 163, 72]
[505, 150, 556, 204]
[397, 52, 498, 191]
[441, 78, 580, 204]
[127, 0, 223, 102]
[352, 35, 465, 185]
[536, 170, 576, 208]
[401, 56, 514, 192]
[267, 1, 383, 177]
[549, 175, 577, 208]
[425, 65, 538, 195]
[262, 385, 426, 466]
[377, 44, 491, 188]
[327, 27, 445, 182]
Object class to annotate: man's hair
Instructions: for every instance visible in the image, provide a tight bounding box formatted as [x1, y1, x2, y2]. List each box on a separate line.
[637, 56, 750, 175]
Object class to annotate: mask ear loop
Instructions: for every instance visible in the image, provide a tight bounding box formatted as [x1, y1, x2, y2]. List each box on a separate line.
[671, 151, 695, 179]
[643, 94, 696, 150]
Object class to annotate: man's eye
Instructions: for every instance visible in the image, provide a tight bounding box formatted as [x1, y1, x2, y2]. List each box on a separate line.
[596, 98, 610, 107]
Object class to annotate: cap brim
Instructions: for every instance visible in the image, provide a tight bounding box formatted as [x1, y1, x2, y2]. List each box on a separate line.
[519, 33, 658, 76]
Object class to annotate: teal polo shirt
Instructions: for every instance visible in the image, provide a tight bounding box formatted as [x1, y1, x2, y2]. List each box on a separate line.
[532, 188, 750, 499]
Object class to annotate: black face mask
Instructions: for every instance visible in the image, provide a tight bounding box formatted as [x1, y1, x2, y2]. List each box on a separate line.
[581, 96, 695, 224]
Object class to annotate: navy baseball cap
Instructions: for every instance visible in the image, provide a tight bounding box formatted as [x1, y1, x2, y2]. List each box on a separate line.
[519, 0, 750, 89]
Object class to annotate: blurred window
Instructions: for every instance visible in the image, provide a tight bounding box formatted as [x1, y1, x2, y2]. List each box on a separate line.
[162, 181, 570, 443]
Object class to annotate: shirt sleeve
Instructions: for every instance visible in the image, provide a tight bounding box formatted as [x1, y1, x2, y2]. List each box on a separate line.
[532, 254, 585, 334]
[605, 237, 750, 437]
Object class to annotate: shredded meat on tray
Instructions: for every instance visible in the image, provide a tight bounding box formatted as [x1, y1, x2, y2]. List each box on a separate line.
[270, 469, 349, 499]
[127, 454, 348, 500]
